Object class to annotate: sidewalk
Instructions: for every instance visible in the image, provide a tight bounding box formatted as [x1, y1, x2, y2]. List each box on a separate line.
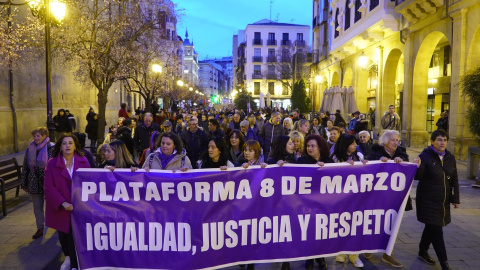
[0, 149, 479, 270]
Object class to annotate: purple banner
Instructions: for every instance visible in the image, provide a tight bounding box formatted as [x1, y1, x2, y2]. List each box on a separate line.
[72, 161, 417, 270]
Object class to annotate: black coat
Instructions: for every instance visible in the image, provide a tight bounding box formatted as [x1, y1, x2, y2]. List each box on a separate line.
[85, 116, 98, 141]
[54, 114, 72, 133]
[133, 123, 160, 152]
[181, 129, 208, 168]
[117, 127, 135, 157]
[367, 144, 409, 161]
[296, 154, 334, 164]
[415, 147, 459, 226]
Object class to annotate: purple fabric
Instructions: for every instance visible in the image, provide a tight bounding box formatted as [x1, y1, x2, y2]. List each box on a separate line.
[429, 145, 445, 156]
[72, 161, 417, 270]
[28, 137, 50, 171]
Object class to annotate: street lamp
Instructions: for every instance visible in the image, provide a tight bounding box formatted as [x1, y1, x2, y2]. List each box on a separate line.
[315, 75, 323, 83]
[189, 87, 193, 91]
[26, 0, 66, 141]
[152, 64, 162, 73]
[177, 80, 184, 87]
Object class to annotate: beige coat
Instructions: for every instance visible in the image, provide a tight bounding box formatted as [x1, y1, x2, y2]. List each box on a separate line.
[143, 149, 192, 170]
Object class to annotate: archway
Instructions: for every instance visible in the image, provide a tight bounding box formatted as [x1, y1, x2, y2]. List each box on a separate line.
[412, 31, 451, 144]
[383, 49, 404, 118]
[467, 25, 480, 71]
[331, 72, 340, 87]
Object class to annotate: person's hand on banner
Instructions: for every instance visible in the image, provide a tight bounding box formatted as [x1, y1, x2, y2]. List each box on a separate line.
[346, 160, 354, 165]
[361, 160, 368, 165]
[131, 167, 139, 172]
[413, 156, 421, 167]
[242, 163, 250, 169]
[62, 202, 73, 211]
[260, 163, 267, 169]
[105, 165, 115, 171]
[316, 162, 324, 167]
[380, 157, 389, 162]
[277, 160, 286, 166]
[394, 157, 404, 163]
[220, 166, 228, 170]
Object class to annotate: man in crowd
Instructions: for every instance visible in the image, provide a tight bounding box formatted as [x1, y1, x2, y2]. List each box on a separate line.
[255, 112, 264, 131]
[436, 111, 449, 131]
[228, 113, 241, 130]
[181, 117, 208, 169]
[348, 111, 360, 132]
[65, 110, 76, 132]
[133, 113, 159, 157]
[259, 112, 284, 160]
[207, 119, 224, 139]
[162, 120, 173, 133]
[381, 105, 401, 132]
[292, 109, 301, 123]
[118, 103, 129, 119]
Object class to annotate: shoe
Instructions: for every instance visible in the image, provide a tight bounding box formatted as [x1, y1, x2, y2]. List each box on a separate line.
[315, 258, 328, 270]
[305, 259, 314, 270]
[364, 253, 372, 259]
[246, 264, 255, 270]
[336, 254, 346, 263]
[349, 254, 364, 268]
[60, 256, 70, 270]
[281, 262, 291, 270]
[440, 261, 451, 270]
[382, 253, 403, 268]
[32, 226, 44, 239]
[418, 249, 435, 265]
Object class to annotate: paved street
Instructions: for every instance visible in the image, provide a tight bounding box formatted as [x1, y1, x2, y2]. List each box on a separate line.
[0, 149, 479, 270]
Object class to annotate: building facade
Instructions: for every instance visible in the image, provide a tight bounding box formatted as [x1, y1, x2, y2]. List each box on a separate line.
[311, 0, 479, 159]
[183, 30, 199, 88]
[234, 19, 311, 109]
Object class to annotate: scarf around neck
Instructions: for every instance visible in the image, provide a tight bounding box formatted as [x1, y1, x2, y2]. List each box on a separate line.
[28, 137, 50, 171]
[429, 145, 446, 156]
[155, 148, 177, 169]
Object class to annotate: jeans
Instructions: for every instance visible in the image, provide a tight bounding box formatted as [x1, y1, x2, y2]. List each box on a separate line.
[419, 224, 448, 262]
[31, 194, 44, 229]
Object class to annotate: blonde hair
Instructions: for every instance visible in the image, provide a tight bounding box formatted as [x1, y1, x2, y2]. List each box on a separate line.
[288, 131, 304, 152]
[248, 116, 256, 126]
[283, 118, 293, 129]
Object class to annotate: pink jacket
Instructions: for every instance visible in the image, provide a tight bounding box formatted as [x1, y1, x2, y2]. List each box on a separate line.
[44, 153, 90, 233]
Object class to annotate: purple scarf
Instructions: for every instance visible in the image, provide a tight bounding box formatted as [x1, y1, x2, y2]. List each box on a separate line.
[28, 137, 50, 171]
[155, 149, 177, 169]
[429, 145, 445, 156]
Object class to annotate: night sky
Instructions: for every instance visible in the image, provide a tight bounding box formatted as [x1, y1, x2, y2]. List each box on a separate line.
[176, 0, 312, 60]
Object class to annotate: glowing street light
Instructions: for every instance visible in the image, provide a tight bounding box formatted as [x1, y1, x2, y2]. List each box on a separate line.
[358, 52, 369, 69]
[195, 90, 199, 94]
[315, 75, 323, 83]
[189, 87, 193, 91]
[177, 80, 184, 87]
[152, 64, 162, 73]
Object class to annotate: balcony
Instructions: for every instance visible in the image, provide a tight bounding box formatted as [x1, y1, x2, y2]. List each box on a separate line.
[266, 56, 277, 63]
[252, 39, 263, 45]
[266, 72, 277, 80]
[252, 72, 263, 79]
[267, 39, 277, 46]
[295, 40, 306, 47]
[396, 0, 444, 25]
[280, 57, 291, 63]
[281, 40, 291, 46]
[252, 56, 263, 62]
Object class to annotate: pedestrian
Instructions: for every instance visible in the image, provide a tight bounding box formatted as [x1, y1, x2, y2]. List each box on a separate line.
[266, 135, 296, 165]
[238, 140, 266, 168]
[133, 112, 160, 155]
[53, 109, 71, 140]
[228, 113, 242, 130]
[138, 131, 160, 167]
[207, 118, 225, 139]
[333, 111, 347, 127]
[380, 105, 401, 132]
[21, 127, 54, 239]
[356, 130, 373, 157]
[101, 140, 138, 170]
[296, 134, 331, 270]
[436, 111, 449, 131]
[65, 110, 76, 132]
[197, 136, 234, 169]
[259, 111, 284, 160]
[327, 126, 340, 155]
[118, 103, 129, 119]
[348, 111, 360, 132]
[116, 125, 135, 158]
[142, 132, 192, 171]
[85, 112, 98, 153]
[227, 130, 245, 165]
[412, 129, 459, 270]
[296, 119, 310, 137]
[44, 134, 90, 270]
[72, 132, 96, 168]
[283, 118, 294, 135]
[309, 115, 327, 139]
[181, 117, 209, 169]
[254, 111, 264, 131]
[288, 131, 304, 160]
[162, 120, 173, 133]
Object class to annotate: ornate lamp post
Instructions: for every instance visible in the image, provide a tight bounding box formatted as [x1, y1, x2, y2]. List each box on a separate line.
[27, 0, 66, 141]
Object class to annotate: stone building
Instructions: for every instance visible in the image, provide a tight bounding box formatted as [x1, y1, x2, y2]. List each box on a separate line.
[310, 0, 479, 159]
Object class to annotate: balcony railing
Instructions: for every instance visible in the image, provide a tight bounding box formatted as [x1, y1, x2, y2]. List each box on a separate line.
[295, 40, 306, 46]
[281, 40, 291, 46]
[266, 56, 277, 62]
[280, 57, 291, 63]
[266, 72, 277, 80]
[252, 73, 263, 79]
[267, 39, 277, 45]
[252, 39, 263, 45]
[252, 56, 263, 62]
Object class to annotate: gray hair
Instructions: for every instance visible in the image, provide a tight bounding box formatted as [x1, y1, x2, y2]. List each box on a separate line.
[283, 118, 293, 129]
[358, 130, 370, 138]
[379, 130, 400, 146]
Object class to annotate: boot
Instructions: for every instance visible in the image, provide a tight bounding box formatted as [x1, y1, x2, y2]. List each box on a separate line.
[305, 259, 314, 270]
[418, 249, 435, 265]
[440, 261, 452, 270]
[315, 258, 328, 270]
[281, 262, 291, 270]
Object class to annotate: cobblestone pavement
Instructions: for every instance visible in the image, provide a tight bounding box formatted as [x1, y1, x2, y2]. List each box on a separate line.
[0, 148, 479, 270]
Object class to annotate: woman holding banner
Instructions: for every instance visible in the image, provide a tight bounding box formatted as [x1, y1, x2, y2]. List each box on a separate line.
[331, 134, 367, 268]
[44, 134, 91, 270]
[102, 140, 138, 171]
[238, 140, 267, 169]
[296, 134, 331, 270]
[197, 136, 234, 169]
[366, 130, 407, 268]
[413, 129, 459, 270]
[266, 135, 296, 165]
[142, 132, 192, 171]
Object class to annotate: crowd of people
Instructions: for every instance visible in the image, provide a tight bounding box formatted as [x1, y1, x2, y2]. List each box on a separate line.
[19, 103, 458, 270]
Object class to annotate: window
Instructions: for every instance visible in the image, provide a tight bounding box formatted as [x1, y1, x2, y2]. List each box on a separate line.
[354, 0, 361, 22]
[282, 33, 290, 45]
[282, 85, 289, 95]
[268, 32, 275, 41]
[253, 32, 262, 45]
[254, 48, 261, 56]
[268, 65, 275, 74]
[296, 33, 303, 41]
[254, 32, 261, 39]
[268, 49, 275, 57]
[334, 9, 340, 38]
[254, 65, 261, 74]
[370, 0, 379, 11]
[254, 82, 261, 95]
[167, 29, 171, 40]
[345, 0, 351, 30]
[268, 82, 275, 95]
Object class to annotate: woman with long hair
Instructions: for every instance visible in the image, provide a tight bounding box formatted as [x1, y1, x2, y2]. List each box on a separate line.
[138, 131, 161, 167]
[288, 131, 304, 160]
[44, 134, 90, 270]
[21, 127, 55, 239]
[266, 135, 296, 165]
[227, 130, 245, 165]
[142, 132, 192, 171]
[102, 140, 138, 171]
[309, 115, 327, 139]
[197, 136, 234, 169]
[283, 117, 294, 135]
[239, 140, 267, 169]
